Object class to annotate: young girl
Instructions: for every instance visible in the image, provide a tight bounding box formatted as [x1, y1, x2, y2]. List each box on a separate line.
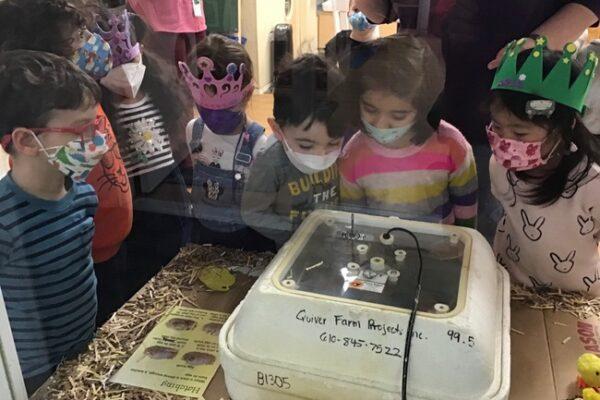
[339, 35, 478, 227]
[97, 9, 190, 277]
[178, 34, 269, 249]
[488, 37, 600, 295]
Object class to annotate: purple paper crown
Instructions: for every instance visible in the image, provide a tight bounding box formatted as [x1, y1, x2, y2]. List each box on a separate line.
[178, 57, 254, 110]
[96, 9, 140, 67]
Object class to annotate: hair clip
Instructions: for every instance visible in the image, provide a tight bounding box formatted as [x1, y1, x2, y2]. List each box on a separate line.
[526, 99, 556, 118]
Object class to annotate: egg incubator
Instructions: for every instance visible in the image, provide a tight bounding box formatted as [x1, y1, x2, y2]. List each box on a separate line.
[219, 210, 510, 400]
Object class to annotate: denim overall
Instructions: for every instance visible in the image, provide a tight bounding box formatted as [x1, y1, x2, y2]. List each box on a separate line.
[190, 119, 264, 232]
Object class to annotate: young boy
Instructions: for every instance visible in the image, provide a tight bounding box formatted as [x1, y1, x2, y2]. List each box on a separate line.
[241, 55, 345, 248]
[0, 50, 105, 394]
[0, 0, 133, 325]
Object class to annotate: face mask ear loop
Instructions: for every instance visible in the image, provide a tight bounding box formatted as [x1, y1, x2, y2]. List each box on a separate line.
[29, 131, 55, 158]
[541, 136, 563, 163]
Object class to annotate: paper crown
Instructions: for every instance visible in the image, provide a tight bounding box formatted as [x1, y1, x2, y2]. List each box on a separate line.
[178, 57, 254, 110]
[95, 9, 140, 67]
[491, 36, 599, 112]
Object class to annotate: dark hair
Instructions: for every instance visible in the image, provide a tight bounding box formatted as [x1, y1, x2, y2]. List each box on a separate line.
[187, 34, 254, 87]
[0, 50, 101, 152]
[0, 0, 94, 57]
[273, 54, 346, 138]
[344, 34, 444, 144]
[491, 50, 600, 206]
[97, 9, 190, 161]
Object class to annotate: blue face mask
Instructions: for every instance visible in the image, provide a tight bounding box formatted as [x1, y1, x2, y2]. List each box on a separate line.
[349, 11, 374, 32]
[200, 108, 245, 135]
[363, 118, 414, 145]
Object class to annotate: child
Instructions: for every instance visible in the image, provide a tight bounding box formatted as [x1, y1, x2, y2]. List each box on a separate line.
[97, 9, 191, 273]
[0, 0, 133, 322]
[241, 55, 345, 248]
[179, 34, 269, 249]
[488, 37, 600, 295]
[0, 50, 106, 394]
[339, 35, 478, 227]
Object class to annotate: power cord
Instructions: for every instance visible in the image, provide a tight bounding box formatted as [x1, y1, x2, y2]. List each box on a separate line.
[382, 228, 424, 400]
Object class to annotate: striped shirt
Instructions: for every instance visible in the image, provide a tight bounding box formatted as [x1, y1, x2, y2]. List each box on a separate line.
[0, 174, 98, 378]
[340, 120, 478, 227]
[115, 95, 175, 178]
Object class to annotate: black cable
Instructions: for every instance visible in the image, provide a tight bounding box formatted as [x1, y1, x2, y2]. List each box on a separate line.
[382, 228, 424, 400]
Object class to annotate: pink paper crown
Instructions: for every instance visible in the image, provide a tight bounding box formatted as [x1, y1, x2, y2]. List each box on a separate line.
[178, 57, 254, 110]
[96, 9, 140, 67]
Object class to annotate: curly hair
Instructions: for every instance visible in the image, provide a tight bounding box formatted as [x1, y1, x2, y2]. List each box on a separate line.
[0, 0, 95, 57]
[0, 50, 101, 152]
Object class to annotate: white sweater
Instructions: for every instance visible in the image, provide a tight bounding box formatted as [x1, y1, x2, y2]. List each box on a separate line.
[491, 156, 600, 296]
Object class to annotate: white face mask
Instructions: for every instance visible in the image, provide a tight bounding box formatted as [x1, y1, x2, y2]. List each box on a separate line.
[100, 58, 146, 99]
[281, 138, 341, 175]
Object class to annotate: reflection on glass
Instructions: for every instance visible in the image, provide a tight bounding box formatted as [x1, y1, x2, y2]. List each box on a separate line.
[279, 211, 464, 313]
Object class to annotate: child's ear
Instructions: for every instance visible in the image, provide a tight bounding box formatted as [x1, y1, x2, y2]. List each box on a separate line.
[241, 89, 253, 107]
[11, 128, 41, 157]
[268, 118, 284, 141]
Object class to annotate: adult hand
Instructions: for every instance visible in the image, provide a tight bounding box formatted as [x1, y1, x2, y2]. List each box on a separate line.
[488, 3, 598, 70]
[487, 39, 534, 70]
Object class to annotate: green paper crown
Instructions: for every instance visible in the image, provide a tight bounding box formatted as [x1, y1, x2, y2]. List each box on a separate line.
[491, 36, 599, 112]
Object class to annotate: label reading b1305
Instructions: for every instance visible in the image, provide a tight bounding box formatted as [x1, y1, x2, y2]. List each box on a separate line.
[257, 371, 291, 390]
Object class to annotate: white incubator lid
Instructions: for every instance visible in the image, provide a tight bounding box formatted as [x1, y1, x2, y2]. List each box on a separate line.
[220, 210, 511, 400]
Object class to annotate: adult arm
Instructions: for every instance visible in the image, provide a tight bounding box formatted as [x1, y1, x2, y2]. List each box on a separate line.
[488, 2, 599, 69]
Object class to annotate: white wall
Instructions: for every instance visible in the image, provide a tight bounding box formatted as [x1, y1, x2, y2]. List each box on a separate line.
[241, 0, 318, 93]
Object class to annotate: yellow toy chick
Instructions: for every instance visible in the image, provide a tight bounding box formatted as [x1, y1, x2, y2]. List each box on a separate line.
[578, 353, 600, 400]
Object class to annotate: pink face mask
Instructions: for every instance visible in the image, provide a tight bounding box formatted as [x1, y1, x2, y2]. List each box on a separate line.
[486, 124, 560, 171]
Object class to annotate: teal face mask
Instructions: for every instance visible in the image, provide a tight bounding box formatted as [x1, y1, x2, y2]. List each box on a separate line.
[362, 118, 414, 145]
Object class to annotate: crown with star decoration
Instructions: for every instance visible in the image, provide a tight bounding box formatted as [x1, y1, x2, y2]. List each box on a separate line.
[491, 36, 599, 113]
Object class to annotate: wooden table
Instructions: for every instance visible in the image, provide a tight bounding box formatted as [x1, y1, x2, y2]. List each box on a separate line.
[33, 244, 584, 400]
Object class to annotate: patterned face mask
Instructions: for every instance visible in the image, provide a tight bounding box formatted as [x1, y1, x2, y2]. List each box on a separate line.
[72, 30, 113, 80]
[28, 117, 110, 182]
[32, 131, 109, 182]
[486, 123, 561, 171]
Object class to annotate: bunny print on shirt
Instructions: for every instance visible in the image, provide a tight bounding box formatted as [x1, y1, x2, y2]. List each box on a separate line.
[490, 156, 600, 295]
[520, 209, 545, 241]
